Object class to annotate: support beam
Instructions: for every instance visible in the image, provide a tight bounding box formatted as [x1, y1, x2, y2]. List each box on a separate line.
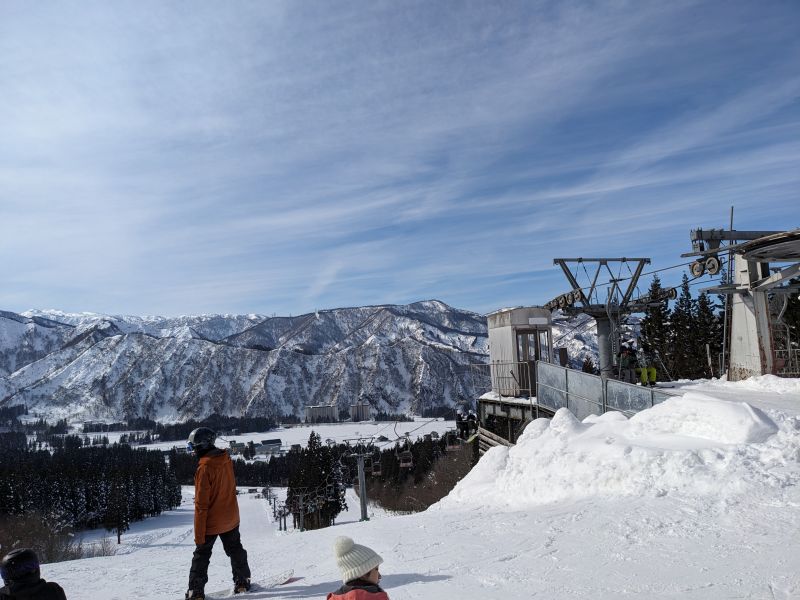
[621, 260, 648, 305]
[683, 229, 782, 258]
[752, 263, 800, 291]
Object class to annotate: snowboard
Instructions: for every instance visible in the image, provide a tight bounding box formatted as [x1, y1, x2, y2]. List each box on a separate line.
[204, 569, 295, 599]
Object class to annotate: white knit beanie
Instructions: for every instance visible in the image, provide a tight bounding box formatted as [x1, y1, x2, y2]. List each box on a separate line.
[333, 536, 383, 583]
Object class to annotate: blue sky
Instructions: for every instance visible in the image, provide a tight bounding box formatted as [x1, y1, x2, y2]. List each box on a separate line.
[1, 0, 798, 317]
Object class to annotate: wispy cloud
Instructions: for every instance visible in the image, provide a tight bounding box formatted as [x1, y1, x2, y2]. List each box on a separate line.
[0, 0, 798, 316]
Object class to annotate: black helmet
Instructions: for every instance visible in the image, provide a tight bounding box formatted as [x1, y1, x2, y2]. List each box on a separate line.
[187, 427, 216, 453]
[1, 548, 40, 584]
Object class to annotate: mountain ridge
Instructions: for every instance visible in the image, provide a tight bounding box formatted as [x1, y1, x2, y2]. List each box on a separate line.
[3, 301, 490, 423]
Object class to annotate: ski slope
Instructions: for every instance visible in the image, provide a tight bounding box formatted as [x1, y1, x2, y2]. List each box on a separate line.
[45, 377, 800, 599]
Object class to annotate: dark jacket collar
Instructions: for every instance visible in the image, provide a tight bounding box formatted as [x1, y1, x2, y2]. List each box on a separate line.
[334, 578, 385, 594]
[196, 447, 225, 460]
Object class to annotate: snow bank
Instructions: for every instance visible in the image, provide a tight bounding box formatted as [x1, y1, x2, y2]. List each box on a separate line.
[437, 395, 800, 511]
[627, 392, 777, 444]
[703, 374, 800, 394]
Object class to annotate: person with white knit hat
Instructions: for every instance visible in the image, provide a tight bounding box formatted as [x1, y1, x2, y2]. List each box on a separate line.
[327, 536, 389, 600]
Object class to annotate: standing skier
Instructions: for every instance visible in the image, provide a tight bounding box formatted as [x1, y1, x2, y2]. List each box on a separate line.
[0, 548, 67, 600]
[636, 343, 658, 386]
[185, 427, 252, 600]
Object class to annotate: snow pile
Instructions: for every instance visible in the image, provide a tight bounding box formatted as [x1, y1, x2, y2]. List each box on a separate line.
[700, 374, 800, 395]
[440, 393, 800, 510]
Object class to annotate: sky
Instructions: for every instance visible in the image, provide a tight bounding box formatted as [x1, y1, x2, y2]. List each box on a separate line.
[1, 0, 799, 318]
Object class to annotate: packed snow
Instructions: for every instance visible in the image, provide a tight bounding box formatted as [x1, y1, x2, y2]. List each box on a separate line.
[42, 377, 800, 599]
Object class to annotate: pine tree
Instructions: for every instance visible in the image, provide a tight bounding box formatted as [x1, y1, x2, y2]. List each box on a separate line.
[695, 292, 722, 377]
[670, 274, 697, 378]
[286, 431, 345, 531]
[639, 275, 672, 378]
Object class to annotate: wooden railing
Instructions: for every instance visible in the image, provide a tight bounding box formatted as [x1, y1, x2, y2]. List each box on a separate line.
[477, 425, 514, 454]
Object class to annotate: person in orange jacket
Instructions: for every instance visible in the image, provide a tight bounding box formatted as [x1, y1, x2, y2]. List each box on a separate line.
[327, 536, 389, 600]
[185, 428, 251, 600]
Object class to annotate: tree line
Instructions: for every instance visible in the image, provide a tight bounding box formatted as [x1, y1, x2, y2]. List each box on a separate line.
[637, 274, 722, 379]
[0, 434, 182, 556]
[638, 273, 800, 379]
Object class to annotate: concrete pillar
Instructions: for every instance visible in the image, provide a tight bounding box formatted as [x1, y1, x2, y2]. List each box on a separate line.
[729, 254, 774, 380]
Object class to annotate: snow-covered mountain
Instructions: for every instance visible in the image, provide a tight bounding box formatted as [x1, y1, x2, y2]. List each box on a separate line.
[0, 301, 494, 423]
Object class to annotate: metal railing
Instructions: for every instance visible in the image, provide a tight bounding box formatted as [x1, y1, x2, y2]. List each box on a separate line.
[775, 349, 800, 376]
[476, 361, 533, 398]
[537, 361, 676, 419]
[467, 363, 492, 398]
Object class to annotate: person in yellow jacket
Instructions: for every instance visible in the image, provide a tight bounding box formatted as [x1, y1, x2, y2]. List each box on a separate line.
[636, 343, 657, 387]
[185, 427, 251, 600]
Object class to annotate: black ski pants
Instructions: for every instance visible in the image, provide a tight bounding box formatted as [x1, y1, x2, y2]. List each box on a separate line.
[188, 525, 251, 591]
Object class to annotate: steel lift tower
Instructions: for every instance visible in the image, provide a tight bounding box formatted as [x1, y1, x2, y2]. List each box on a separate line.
[683, 228, 800, 379]
[547, 258, 652, 378]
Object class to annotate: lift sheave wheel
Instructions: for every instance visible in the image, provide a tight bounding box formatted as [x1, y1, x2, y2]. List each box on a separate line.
[705, 255, 721, 275]
[690, 261, 705, 277]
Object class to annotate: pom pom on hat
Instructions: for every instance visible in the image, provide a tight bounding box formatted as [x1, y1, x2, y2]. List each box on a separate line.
[333, 536, 354, 556]
[333, 536, 383, 583]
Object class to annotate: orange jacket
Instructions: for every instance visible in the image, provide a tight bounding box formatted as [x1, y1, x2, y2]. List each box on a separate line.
[194, 449, 240, 543]
[327, 591, 389, 600]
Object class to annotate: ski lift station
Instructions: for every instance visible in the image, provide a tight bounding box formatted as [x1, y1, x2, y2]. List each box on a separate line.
[682, 227, 800, 380]
[475, 226, 800, 453]
[476, 303, 678, 453]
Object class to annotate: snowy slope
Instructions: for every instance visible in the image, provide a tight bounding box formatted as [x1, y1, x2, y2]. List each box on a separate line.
[45, 378, 800, 599]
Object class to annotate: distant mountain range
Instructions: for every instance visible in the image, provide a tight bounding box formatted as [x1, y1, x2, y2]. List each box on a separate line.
[0, 301, 599, 424]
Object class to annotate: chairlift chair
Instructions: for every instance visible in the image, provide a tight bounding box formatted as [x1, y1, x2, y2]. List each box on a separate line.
[399, 450, 414, 469]
[370, 450, 383, 476]
[445, 431, 461, 451]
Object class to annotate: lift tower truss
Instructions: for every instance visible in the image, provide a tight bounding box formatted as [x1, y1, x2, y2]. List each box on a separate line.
[549, 258, 650, 378]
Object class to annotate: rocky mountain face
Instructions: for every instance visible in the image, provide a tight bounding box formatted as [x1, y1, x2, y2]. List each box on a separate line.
[0, 301, 491, 423]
